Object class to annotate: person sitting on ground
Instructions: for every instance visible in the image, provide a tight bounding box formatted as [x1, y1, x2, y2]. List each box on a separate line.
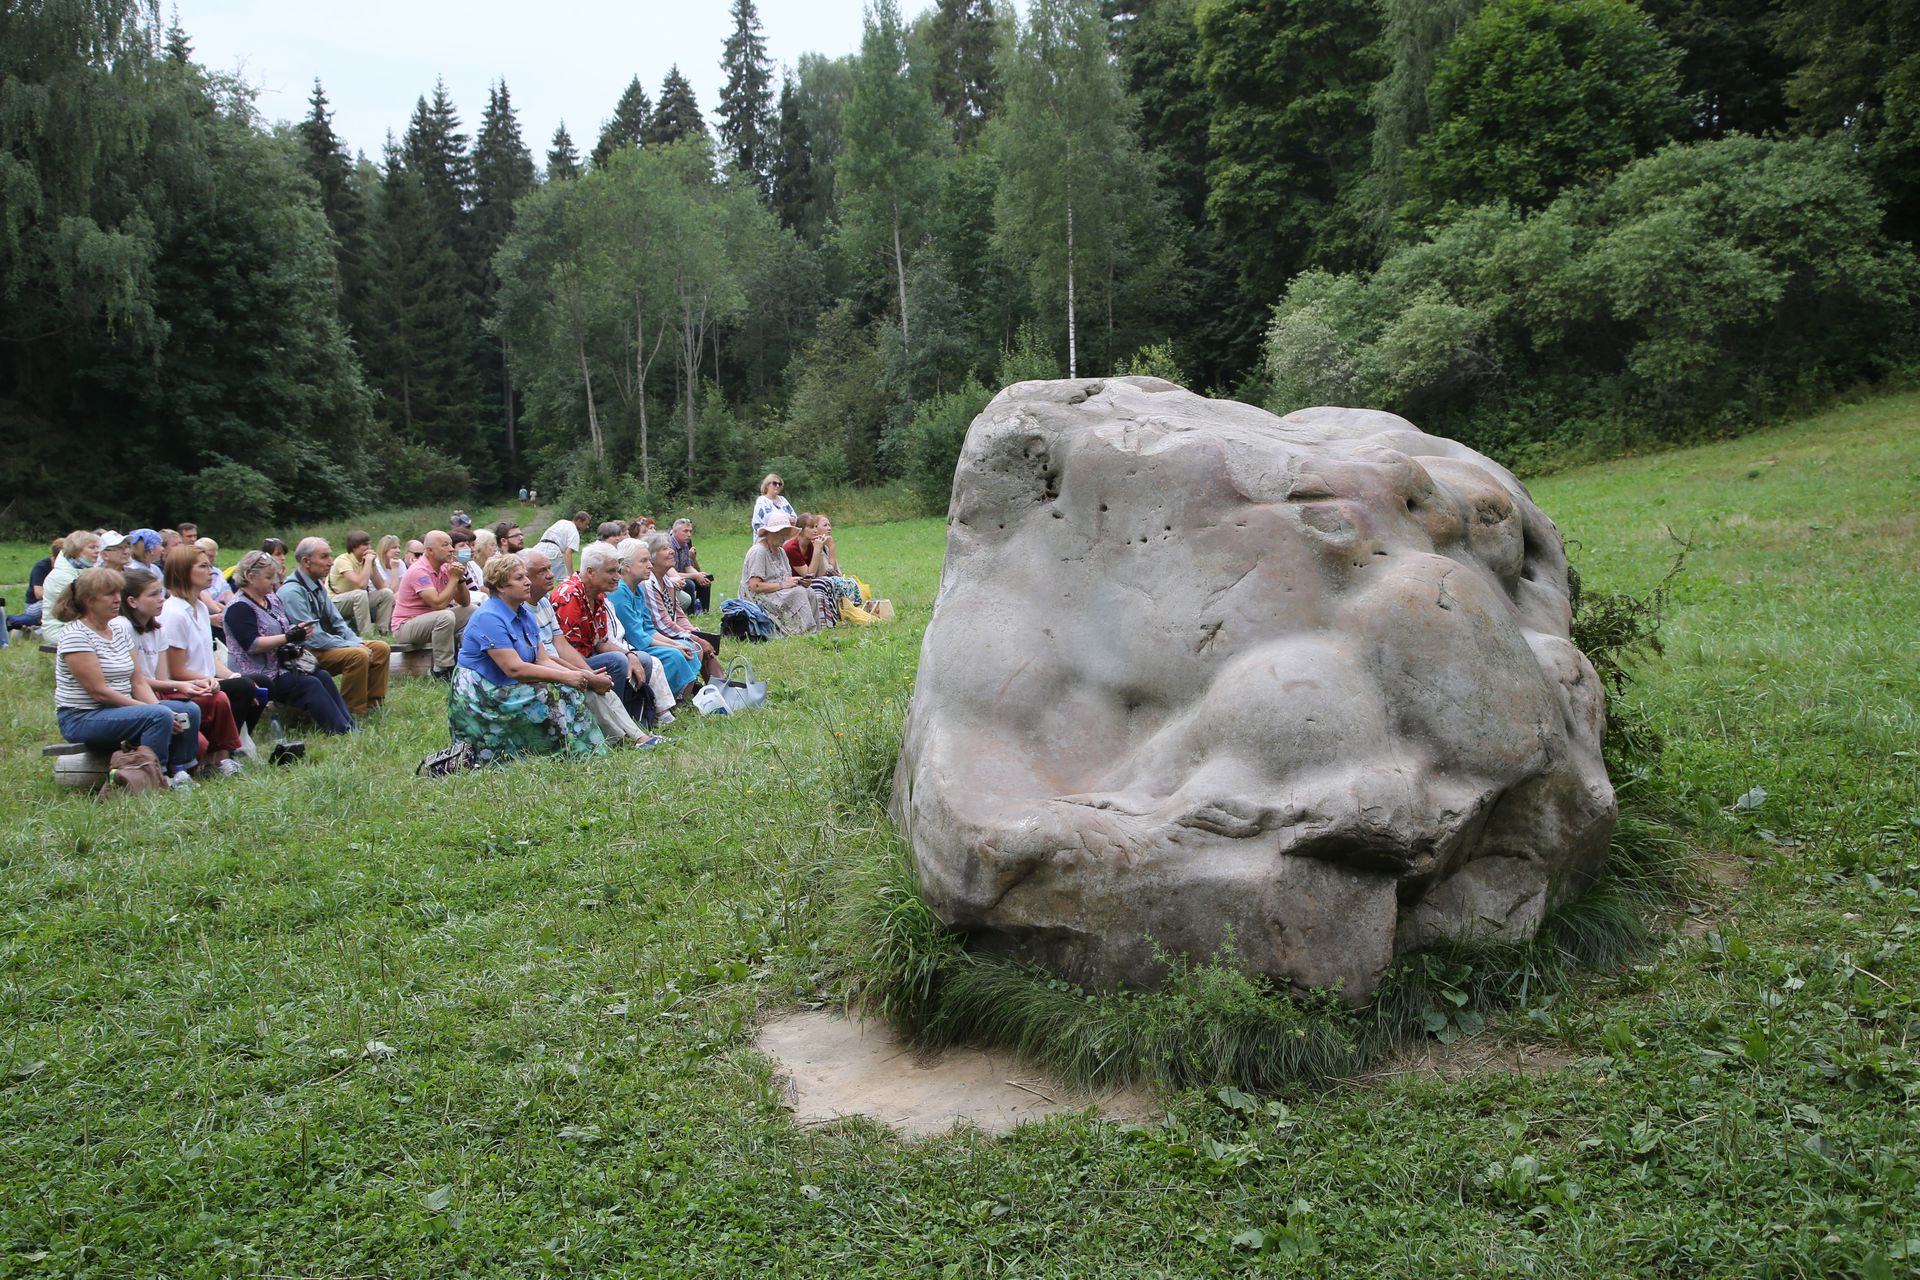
[611, 538, 703, 702]
[327, 530, 394, 635]
[640, 531, 724, 684]
[750, 473, 796, 535]
[667, 518, 712, 615]
[5, 534, 64, 636]
[492, 520, 525, 554]
[160, 545, 266, 742]
[448, 553, 609, 764]
[390, 530, 473, 680]
[52, 566, 202, 787]
[223, 550, 353, 734]
[786, 513, 868, 612]
[37, 530, 102, 646]
[522, 549, 660, 737]
[259, 538, 288, 577]
[533, 510, 591, 578]
[121, 566, 243, 776]
[462, 527, 495, 598]
[280, 538, 392, 716]
[550, 542, 670, 727]
[741, 512, 825, 636]
[126, 529, 166, 580]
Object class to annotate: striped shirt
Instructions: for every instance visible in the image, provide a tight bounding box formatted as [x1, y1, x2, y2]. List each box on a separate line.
[55, 617, 136, 709]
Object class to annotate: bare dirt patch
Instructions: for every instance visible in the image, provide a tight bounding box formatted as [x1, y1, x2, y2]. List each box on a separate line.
[1375, 1037, 1589, 1083]
[757, 1010, 1157, 1137]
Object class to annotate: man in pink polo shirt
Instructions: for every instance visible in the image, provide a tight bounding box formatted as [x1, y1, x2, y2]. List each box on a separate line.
[390, 529, 472, 678]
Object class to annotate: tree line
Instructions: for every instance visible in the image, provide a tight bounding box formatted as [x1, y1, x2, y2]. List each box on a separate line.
[4, 0, 1916, 531]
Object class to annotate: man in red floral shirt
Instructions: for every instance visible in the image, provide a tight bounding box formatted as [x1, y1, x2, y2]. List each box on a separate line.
[548, 542, 659, 727]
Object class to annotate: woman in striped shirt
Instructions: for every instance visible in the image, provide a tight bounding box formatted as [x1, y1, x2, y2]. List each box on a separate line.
[51, 567, 202, 787]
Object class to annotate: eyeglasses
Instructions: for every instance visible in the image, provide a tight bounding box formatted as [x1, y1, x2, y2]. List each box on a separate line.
[769, 481, 783, 487]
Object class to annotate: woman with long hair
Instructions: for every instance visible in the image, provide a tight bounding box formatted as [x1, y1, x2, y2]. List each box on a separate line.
[121, 566, 244, 775]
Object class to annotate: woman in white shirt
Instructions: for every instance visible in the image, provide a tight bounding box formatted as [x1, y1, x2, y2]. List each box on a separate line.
[122, 566, 245, 776]
[750, 473, 796, 535]
[160, 546, 267, 739]
[50, 566, 201, 786]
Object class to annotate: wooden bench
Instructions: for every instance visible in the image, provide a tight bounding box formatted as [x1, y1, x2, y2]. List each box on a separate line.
[388, 640, 432, 677]
[44, 742, 110, 790]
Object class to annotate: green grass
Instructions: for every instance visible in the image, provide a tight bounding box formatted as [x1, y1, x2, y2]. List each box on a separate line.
[2, 393, 1918, 1276]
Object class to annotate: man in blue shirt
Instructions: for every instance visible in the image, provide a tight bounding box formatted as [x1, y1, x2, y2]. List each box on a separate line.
[279, 537, 391, 715]
[4, 535, 61, 640]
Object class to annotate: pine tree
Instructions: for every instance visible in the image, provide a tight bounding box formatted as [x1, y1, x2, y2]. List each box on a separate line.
[1197, 0, 1382, 301]
[547, 122, 582, 181]
[474, 81, 537, 473]
[163, 5, 192, 63]
[718, 0, 777, 191]
[295, 80, 374, 337]
[646, 65, 707, 147]
[367, 139, 488, 467]
[925, 0, 999, 145]
[594, 76, 652, 167]
[402, 79, 477, 282]
[771, 73, 814, 233]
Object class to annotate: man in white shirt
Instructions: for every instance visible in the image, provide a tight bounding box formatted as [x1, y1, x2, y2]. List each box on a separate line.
[533, 511, 591, 578]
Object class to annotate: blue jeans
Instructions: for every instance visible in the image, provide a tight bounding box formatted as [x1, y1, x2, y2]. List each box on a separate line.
[57, 701, 201, 773]
[587, 651, 656, 727]
[1, 600, 38, 642]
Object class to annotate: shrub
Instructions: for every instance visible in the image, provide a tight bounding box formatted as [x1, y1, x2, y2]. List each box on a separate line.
[185, 459, 283, 537]
[1115, 341, 1189, 384]
[380, 439, 473, 507]
[1267, 135, 1920, 466]
[902, 376, 993, 513]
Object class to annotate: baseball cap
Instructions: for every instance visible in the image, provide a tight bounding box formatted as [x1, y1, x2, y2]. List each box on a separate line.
[100, 530, 128, 548]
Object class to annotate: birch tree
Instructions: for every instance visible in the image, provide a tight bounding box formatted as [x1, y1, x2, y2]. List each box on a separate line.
[990, 0, 1136, 377]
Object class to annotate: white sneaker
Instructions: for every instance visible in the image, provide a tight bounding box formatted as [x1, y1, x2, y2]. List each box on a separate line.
[215, 758, 245, 778]
[167, 771, 197, 790]
[656, 710, 675, 727]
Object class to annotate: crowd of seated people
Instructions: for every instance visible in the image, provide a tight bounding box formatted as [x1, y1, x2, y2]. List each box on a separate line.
[22, 482, 878, 784]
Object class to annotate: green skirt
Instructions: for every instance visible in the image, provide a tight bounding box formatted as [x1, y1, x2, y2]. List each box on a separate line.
[448, 667, 607, 764]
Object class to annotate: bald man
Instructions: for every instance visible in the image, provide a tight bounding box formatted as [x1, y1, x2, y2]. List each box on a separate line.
[389, 530, 472, 677]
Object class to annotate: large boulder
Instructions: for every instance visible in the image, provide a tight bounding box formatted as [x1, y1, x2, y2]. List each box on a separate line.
[890, 378, 1615, 1003]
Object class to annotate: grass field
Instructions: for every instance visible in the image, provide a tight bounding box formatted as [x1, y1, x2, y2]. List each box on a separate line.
[1, 394, 1916, 1277]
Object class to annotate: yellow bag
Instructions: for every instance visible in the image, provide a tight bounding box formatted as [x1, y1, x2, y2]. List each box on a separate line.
[852, 575, 874, 603]
[839, 600, 877, 626]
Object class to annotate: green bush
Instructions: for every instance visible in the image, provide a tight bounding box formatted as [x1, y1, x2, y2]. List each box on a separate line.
[1115, 341, 1189, 384]
[186, 460, 284, 537]
[902, 376, 993, 513]
[1267, 135, 1920, 466]
[380, 439, 474, 507]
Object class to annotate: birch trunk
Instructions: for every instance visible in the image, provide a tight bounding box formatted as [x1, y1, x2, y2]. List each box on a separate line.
[579, 341, 603, 461]
[635, 297, 650, 490]
[893, 203, 911, 355]
[1065, 199, 1077, 379]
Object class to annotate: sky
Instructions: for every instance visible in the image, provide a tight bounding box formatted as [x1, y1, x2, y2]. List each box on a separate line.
[174, 0, 877, 166]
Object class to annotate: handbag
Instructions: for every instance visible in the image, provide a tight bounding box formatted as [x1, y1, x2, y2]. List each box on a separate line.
[101, 744, 166, 799]
[723, 658, 768, 712]
[417, 742, 475, 777]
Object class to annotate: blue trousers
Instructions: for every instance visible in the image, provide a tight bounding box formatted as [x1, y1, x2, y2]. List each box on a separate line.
[58, 701, 201, 773]
[2, 600, 41, 642]
[265, 670, 354, 735]
[588, 651, 657, 728]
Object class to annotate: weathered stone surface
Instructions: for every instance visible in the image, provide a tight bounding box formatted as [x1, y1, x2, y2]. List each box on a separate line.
[890, 378, 1616, 1002]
